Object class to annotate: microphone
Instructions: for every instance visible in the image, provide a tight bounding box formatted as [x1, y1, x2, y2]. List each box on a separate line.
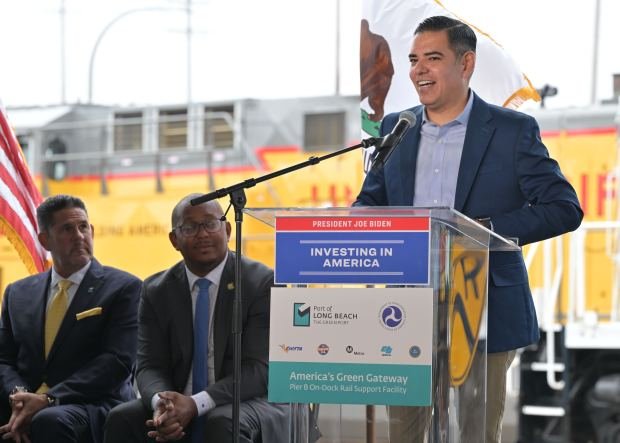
[371, 111, 416, 171]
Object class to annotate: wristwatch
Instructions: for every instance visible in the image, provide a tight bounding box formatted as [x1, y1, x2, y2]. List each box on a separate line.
[45, 393, 58, 407]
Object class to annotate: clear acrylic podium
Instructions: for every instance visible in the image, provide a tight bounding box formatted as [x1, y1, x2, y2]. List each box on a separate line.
[245, 207, 520, 443]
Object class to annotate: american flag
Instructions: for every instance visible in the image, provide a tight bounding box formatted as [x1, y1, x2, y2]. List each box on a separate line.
[0, 103, 48, 274]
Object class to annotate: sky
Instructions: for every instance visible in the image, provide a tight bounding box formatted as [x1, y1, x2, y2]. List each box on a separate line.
[0, 0, 619, 110]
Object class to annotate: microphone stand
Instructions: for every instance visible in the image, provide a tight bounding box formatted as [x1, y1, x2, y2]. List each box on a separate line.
[190, 136, 381, 443]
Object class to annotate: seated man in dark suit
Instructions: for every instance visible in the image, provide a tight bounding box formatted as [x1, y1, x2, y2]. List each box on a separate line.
[104, 194, 289, 443]
[0, 194, 141, 443]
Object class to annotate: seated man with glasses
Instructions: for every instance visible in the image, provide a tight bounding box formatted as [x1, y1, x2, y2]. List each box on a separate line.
[103, 194, 289, 443]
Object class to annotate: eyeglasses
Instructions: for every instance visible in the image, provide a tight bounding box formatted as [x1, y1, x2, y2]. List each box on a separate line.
[175, 219, 223, 237]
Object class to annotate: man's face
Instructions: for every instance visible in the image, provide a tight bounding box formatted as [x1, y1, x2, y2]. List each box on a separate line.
[38, 207, 94, 277]
[409, 30, 474, 120]
[169, 202, 231, 276]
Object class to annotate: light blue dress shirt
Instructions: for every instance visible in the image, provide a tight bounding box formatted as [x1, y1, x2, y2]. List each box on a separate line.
[413, 92, 474, 208]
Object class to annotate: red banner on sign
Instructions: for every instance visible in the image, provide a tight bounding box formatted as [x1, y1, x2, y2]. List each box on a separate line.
[275, 217, 429, 232]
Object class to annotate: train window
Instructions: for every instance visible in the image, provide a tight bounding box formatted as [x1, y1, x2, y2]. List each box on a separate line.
[159, 108, 188, 150]
[16, 135, 37, 176]
[16, 135, 29, 159]
[303, 112, 345, 151]
[44, 136, 67, 180]
[204, 105, 234, 149]
[113, 111, 142, 151]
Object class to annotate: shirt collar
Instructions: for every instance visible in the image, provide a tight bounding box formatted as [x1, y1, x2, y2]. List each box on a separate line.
[421, 89, 474, 127]
[51, 260, 92, 290]
[185, 251, 229, 291]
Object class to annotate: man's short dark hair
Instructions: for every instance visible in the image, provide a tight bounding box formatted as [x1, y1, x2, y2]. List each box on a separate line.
[171, 193, 202, 230]
[170, 194, 227, 230]
[37, 194, 87, 232]
[414, 15, 477, 57]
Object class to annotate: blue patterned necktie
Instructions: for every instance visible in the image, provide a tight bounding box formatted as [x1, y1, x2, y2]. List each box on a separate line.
[192, 278, 211, 443]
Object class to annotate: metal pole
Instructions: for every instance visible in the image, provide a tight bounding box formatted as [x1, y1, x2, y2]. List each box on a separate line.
[590, 0, 601, 105]
[60, 0, 66, 104]
[334, 0, 341, 96]
[230, 189, 247, 443]
[88, 7, 181, 104]
[186, 0, 192, 104]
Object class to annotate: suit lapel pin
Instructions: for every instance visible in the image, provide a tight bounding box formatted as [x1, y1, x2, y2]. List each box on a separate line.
[88, 287, 94, 293]
[227, 282, 234, 290]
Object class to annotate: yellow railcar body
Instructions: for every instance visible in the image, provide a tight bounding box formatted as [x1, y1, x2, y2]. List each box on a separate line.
[0, 147, 364, 292]
[526, 127, 618, 321]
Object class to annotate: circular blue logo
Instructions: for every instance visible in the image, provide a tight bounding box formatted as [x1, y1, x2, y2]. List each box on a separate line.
[379, 303, 405, 330]
[409, 346, 421, 358]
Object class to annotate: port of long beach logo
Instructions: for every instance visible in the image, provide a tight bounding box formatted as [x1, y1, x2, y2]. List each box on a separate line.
[293, 302, 359, 326]
[379, 302, 406, 330]
[293, 303, 311, 327]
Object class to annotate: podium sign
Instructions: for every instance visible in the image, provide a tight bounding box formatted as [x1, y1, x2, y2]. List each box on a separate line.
[268, 287, 433, 406]
[246, 206, 520, 442]
[274, 215, 430, 284]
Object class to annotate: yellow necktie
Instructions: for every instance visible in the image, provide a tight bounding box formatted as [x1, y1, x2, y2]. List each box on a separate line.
[45, 279, 72, 357]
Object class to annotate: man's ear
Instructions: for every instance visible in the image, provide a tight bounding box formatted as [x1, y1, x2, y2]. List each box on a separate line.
[169, 231, 180, 251]
[462, 51, 476, 80]
[225, 221, 232, 240]
[90, 224, 95, 240]
[38, 231, 51, 251]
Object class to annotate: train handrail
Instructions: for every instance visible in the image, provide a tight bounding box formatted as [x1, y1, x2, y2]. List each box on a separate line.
[542, 236, 565, 390]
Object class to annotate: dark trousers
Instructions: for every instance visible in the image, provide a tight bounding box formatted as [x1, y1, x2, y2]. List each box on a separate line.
[104, 399, 262, 443]
[1, 403, 91, 443]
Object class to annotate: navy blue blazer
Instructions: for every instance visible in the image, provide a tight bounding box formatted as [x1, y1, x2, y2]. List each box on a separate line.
[0, 259, 141, 443]
[354, 92, 583, 352]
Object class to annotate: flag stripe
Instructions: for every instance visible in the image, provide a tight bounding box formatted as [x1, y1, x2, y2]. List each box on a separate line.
[0, 118, 41, 210]
[0, 150, 39, 230]
[0, 104, 47, 274]
[0, 177, 42, 255]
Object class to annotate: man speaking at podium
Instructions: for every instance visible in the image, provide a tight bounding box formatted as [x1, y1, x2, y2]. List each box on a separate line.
[354, 16, 583, 443]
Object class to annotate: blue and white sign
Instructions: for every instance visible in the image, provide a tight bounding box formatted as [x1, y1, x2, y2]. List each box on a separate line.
[268, 287, 434, 406]
[275, 216, 430, 285]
